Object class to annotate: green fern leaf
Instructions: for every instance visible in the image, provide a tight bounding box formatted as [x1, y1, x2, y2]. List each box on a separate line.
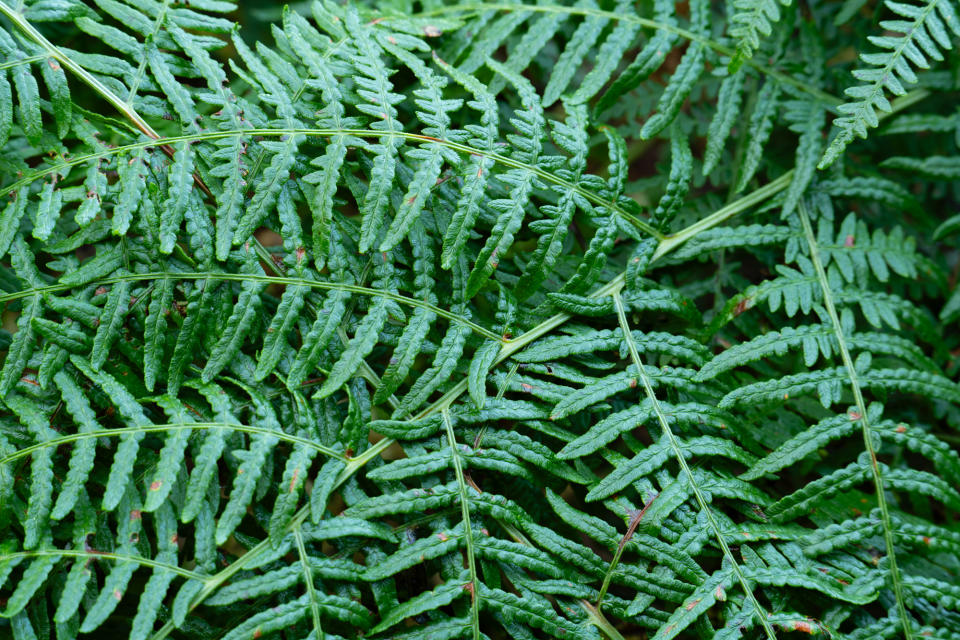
[881, 154, 960, 179]
[167, 277, 215, 395]
[0, 65, 11, 147]
[268, 439, 318, 545]
[703, 69, 746, 175]
[129, 503, 179, 640]
[4, 393, 55, 549]
[729, 0, 793, 70]
[143, 275, 173, 391]
[735, 80, 781, 191]
[640, 0, 707, 139]
[1, 546, 57, 618]
[819, 0, 960, 167]
[32, 180, 62, 242]
[287, 287, 350, 391]
[254, 282, 309, 382]
[652, 126, 693, 230]
[516, 101, 589, 299]
[370, 577, 466, 635]
[0, 239, 42, 396]
[49, 371, 100, 520]
[71, 355, 153, 511]
[78, 491, 144, 631]
[0, 29, 42, 145]
[569, 2, 642, 105]
[214, 388, 280, 544]
[316, 268, 395, 398]
[465, 58, 545, 299]
[480, 584, 592, 640]
[594, 0, 678, 115]
[201, 255, 267, 382]
[542, 0, 606, 107]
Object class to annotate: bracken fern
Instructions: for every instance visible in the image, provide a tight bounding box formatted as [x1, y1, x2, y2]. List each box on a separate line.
[0, 0, 958, 639]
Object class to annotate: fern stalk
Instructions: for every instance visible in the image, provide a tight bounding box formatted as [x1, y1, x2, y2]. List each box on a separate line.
[443, 409, 482, 640]
[0, 423, 346, 466]
[0, 271, 502, 341]
[613, 291, 778, 640]
[293, 525, 324, 640]
[0, 550, 205, 580]
[1, 127, 661, 237]
[797, 201, 914, 640]
[0, 1, 171, 151]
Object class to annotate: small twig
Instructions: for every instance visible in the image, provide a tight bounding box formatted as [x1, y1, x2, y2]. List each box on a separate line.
[596, 492, 658, 610]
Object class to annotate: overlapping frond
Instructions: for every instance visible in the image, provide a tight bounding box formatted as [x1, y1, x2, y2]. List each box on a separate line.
[0, 0, 958, 638]
[819, 0, 960, 167]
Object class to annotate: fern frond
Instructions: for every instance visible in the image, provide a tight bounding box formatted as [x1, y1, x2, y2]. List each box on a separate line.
[729, 0, 793, 70]
[819, 0, 960, 167]
[1, 1, 957, 637]
[640, 0, 708, 139]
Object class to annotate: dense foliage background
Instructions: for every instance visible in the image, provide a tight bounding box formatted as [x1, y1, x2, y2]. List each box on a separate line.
[0, 0, 959, 638]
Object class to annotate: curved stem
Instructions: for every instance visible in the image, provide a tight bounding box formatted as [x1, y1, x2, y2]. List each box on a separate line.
[0, 271, 504, 342]
[653, 172, 794, 261]
[0, 549, 205, 580]
[0, 0, 162, 141]
[0, 127, 661, 239]
[0, 423, 346, 467]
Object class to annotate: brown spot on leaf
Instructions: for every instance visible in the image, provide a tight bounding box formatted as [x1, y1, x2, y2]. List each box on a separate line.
[733, 298, 753, 316]
[289, 469, 299, 493]
[792, 621, 815, 634]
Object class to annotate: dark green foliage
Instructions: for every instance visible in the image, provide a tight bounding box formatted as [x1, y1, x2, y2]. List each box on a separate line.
[0, 0, 959, 639]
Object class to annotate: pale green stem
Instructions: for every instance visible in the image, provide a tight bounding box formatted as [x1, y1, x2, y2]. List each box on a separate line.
[0, 52, 43, 70]
[443, 409, 481, 640]
[294, 525, 325, 640]
[0, 127, 661, 239]
[652, 172, 794, 261]
[581, 602, 628, 640]
[797, 202, 913, 640]
[0, 423, 346, 467]
[0, 0, 163, 140]
[0, 271, 503, 342]
[0, 549, 204, 580]
[124, 0, 170, 103]
[613, 290, 777, 640]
